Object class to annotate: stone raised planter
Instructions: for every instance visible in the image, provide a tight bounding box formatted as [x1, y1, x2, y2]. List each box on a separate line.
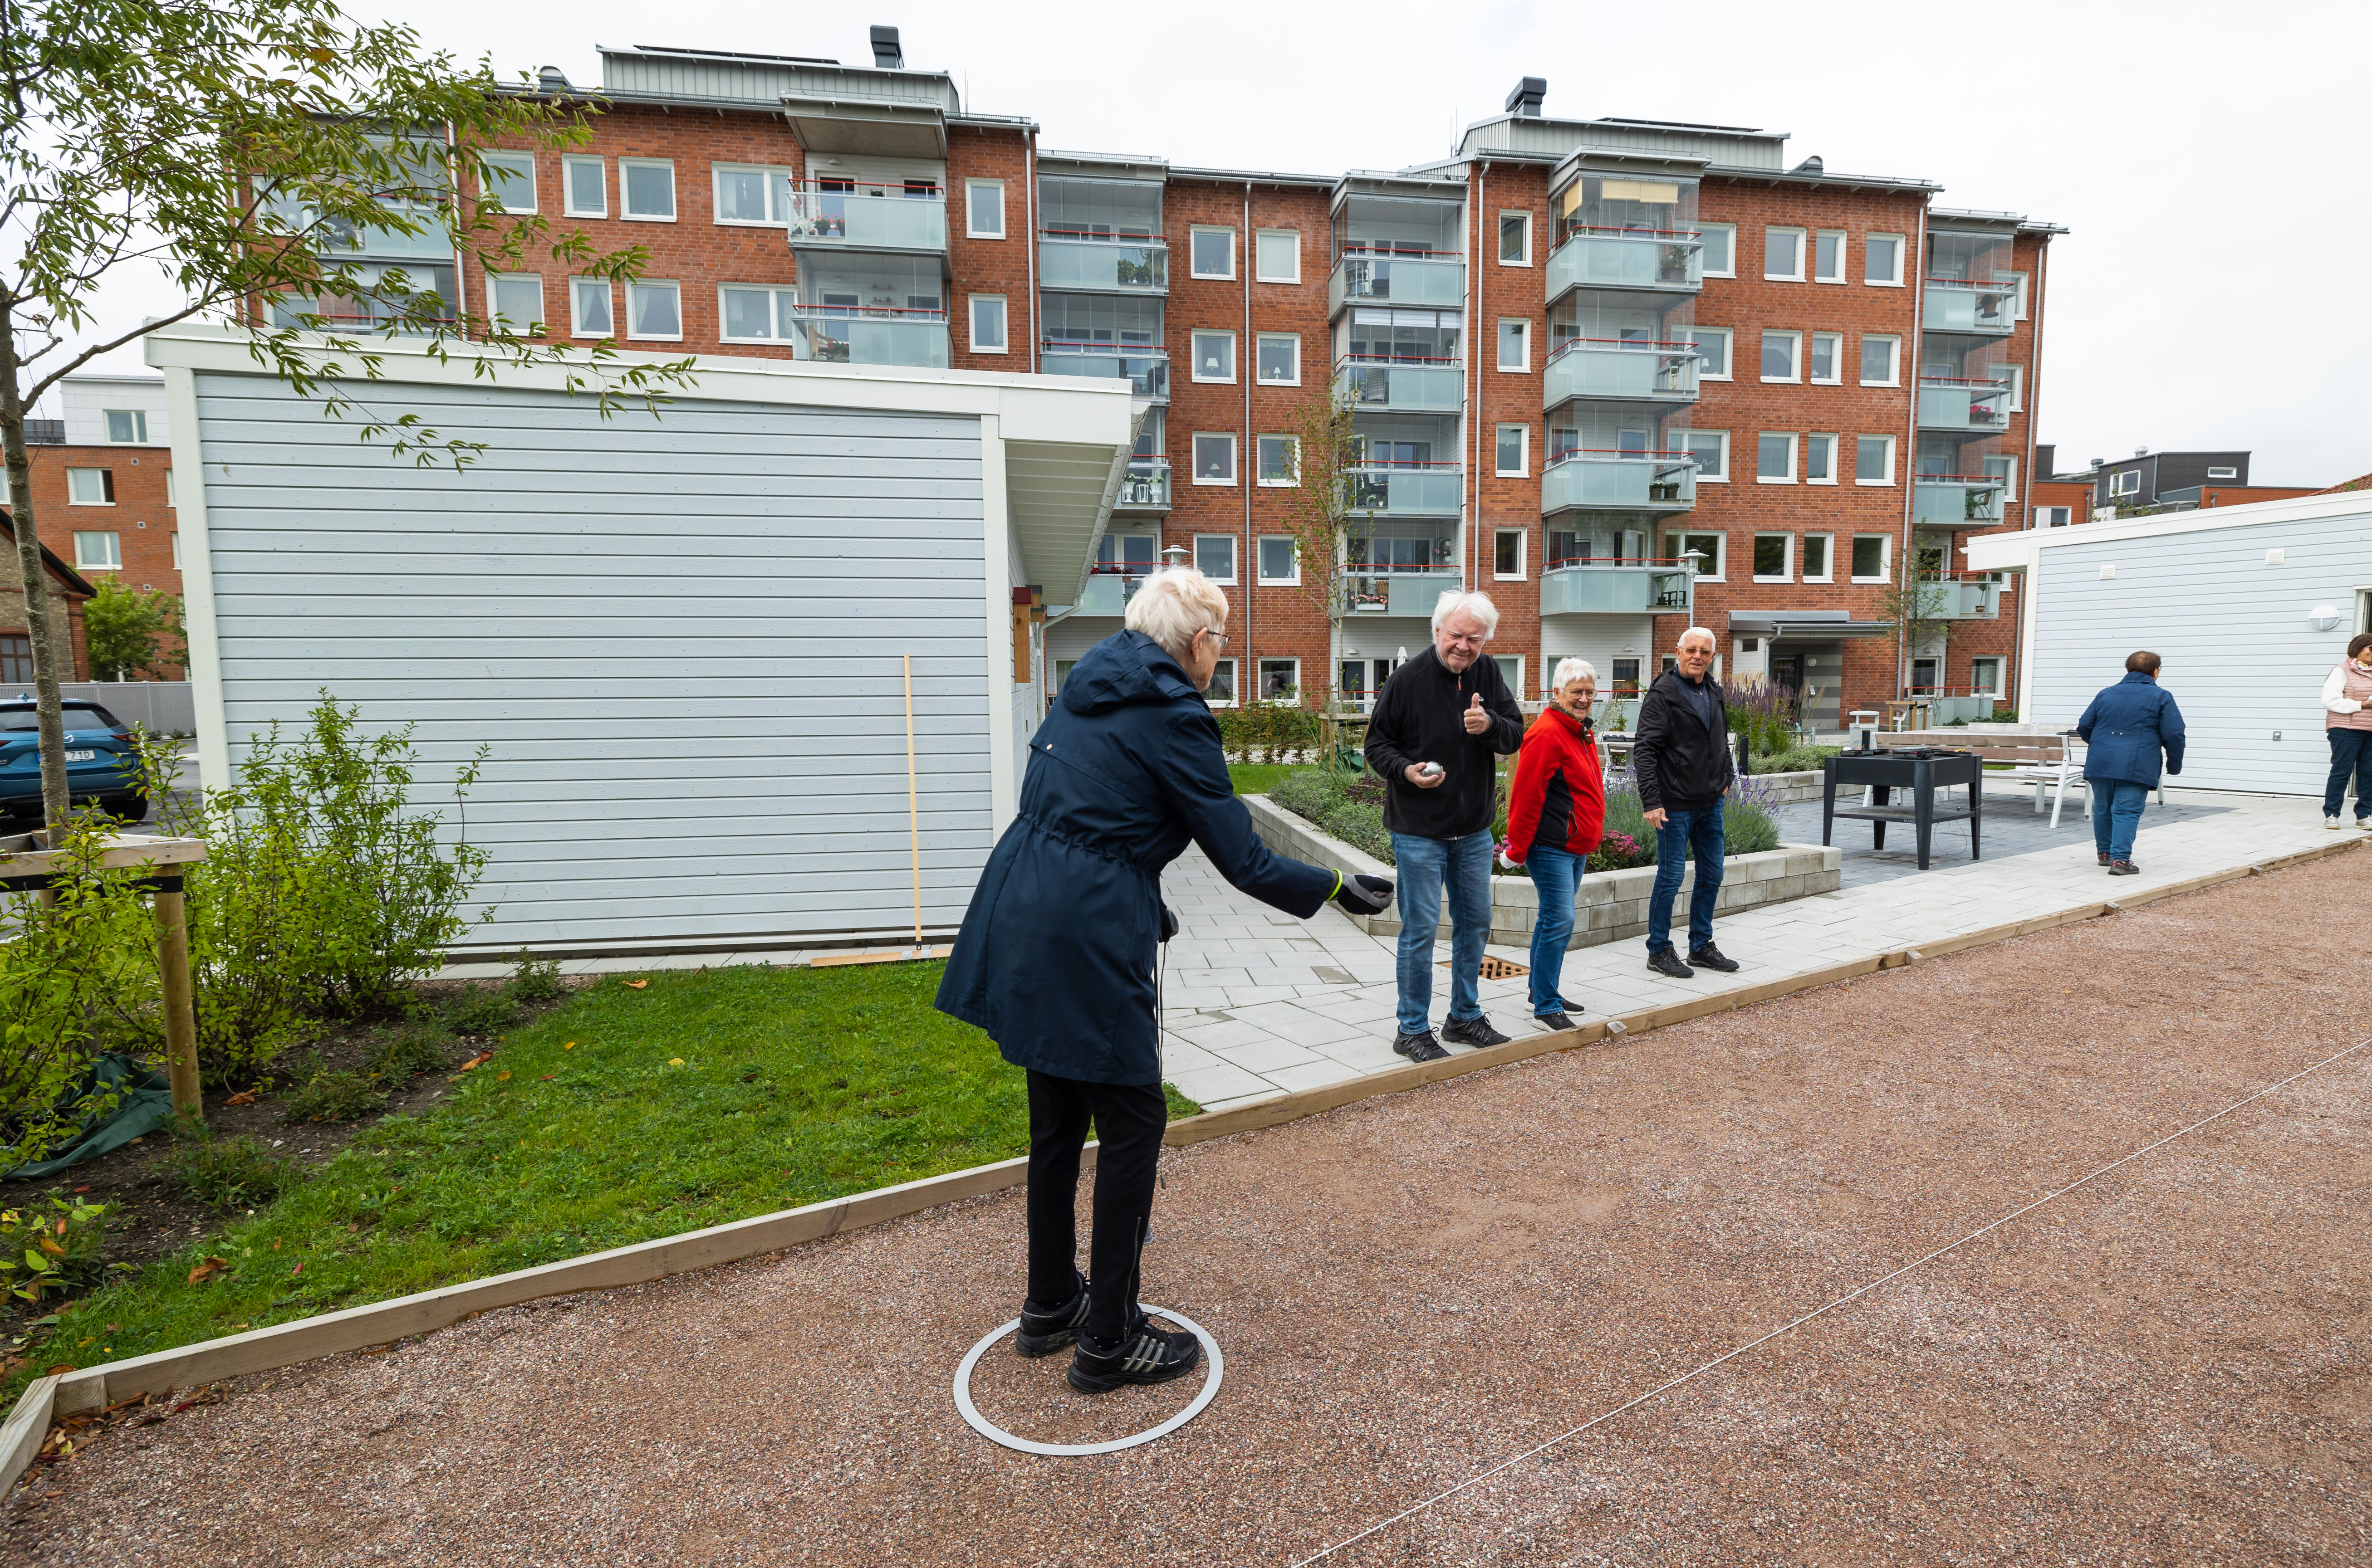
[1740, 768, 1824, 804]
[1243, 794, 1840, 950]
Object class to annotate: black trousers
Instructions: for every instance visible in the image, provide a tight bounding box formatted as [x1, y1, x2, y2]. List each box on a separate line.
[1025, 1070, 1168, 1342]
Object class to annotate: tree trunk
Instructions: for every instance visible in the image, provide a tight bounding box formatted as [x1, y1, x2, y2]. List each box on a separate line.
[0, 298, 75, 833]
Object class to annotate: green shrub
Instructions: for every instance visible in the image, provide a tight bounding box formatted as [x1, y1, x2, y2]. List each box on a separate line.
[445, 984, 523, 1039]
[1214, 702, 1322, 765]
[507, 950, 564, 1005]
[174, 1135, 302, 1209]
[365, 1028, 449, 1082]
[278, 1051, 389, 1124]
[1751, 743, 1842, 775]
[0, 1196, 114, 1303]
[1268, 768, 1392, 863]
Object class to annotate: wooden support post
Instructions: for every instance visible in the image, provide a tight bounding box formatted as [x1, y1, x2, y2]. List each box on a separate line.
[151, 879, 201, 1121]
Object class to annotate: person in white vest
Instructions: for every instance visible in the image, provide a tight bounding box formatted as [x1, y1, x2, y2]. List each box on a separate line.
[2322, 631, 2372, 830]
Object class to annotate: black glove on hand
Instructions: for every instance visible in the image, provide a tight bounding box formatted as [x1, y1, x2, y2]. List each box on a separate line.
[1333, 873, 1394, 915]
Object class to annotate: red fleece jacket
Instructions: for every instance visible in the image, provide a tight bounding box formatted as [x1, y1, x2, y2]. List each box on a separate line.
[1505, 705, 1605, 862]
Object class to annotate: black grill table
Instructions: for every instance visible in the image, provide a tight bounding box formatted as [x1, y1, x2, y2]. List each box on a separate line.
[1820, 748, 1983, 871]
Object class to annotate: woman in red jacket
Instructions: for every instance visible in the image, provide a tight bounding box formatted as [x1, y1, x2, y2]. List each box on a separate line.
[1502, 657, 1607, 1031]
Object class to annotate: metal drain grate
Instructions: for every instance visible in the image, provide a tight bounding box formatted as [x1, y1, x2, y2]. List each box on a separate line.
[1442, 955, 1529, 979]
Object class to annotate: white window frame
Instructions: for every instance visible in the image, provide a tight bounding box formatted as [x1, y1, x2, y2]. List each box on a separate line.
[1191, 432, 1238, 486]
[2004, 364, 2025, 412]
[1850, 534, 1893, 584]
[1193, 532, 1238, 582]
[170, 529, 181, 566]
[965, 178, 1006, 239]
[717, 283, 798, 344]
[1256, 535, 1300, 584]
[1813, 230, 1848, 284]
[568, 277, 614, 338]
[1804, 432, 1839, 485]
[1191, 329, 1236, 383]
[2205, 464, 2238, 480]
[73, 531, 121, 570]
[1864, 233, 1906, 286]
[1255, 228, 1300, 283]
[1757, 431, 1798, 484]
[1699, 223, 1737, 278]
[2112, 469, 2141, 497]
[480, 151, 537, 215]
[1859, 334, 1901, 386]
[2006, 271, 2031, 319]
[1971, 656, 2003, 697]
[1494, 423, 1529, 478]
[1691, 326, 1733, 381]
[1764, 226, 1806, 282]
[1760, 329, 1802, 383]
[1684, 430, 1729, 483]
[1855, 435, 1897, 486]
[1801, 531, 1834, 583]
[1751, 532, 1794, 583]
[1206, 657, 1240, 709]
[1808, 331, 1844, 385]
[488, 273, 546, 334]
[623, 279, 683, 341]
[1254, 332, 1300, 386]
[1496, 317, 1530, 372]
[1493, 527, 1527, 580]
[164, 471, 177, 509]
[102, 410, 148, 445]
[2037, 506, 2072, 528]
[1257, 657, 1303, 705]
[617, 158, 677, 222]
[711, 164, 793, 227]
[1189, 225, 1235, 281]
[562, 156, 606, 219]
[1498, 210, 1532, 266]
[1666, 530, 1725, 582]
[1256, 434, 1299, 488]
[969, 293, 1009, 354]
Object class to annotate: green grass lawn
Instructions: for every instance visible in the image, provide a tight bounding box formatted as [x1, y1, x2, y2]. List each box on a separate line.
[8, 961, 1200, 1404]
[1227, 762, 1299, 796]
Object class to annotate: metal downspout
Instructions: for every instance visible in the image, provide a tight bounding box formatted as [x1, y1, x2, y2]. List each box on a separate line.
[1898, 202, 1929, 701]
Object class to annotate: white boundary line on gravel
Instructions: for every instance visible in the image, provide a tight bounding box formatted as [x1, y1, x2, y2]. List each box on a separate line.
[1287, 1031, 2372, 1567]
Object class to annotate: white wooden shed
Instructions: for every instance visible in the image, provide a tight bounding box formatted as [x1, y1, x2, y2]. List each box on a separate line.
[146, 324, 1135, 957]
[1966, 491, 2372, 796]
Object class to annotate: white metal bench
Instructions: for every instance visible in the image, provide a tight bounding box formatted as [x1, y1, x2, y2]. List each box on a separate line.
[2000, 731, 2165, 828]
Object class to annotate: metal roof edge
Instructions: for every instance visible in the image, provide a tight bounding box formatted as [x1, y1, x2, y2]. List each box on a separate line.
[1166, 164, 1347, 189]
[1704, 164, 1941, 192]
[1965, 488, 2372, 566]
[948, 112, 1039, 132]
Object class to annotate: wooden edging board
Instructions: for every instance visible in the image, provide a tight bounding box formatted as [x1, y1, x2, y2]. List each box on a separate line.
[4, 835, 2357, 1495]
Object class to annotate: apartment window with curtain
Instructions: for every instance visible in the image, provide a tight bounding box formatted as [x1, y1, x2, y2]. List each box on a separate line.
[1813, 230, 1846, 283]
[1257, 434, 1298, 486]
[102, 411, 147, 444]
[1494, 528, 1526, 579]
[1206, 659, 1238, 706]
[490, 274, 544, 332]
[1682, 430, 1727, 482]
[1761, 330, 1800, 382]
[970, 294, 1008, 352]
[480, 151, 536, 214]
[563, 156, 605, 217]
[1664, 530, 1724, 579]
[74, 531, 121, 569]
[1804, 433, 1837, 484]
[1691, 327, 1731, 380]
[1255, 333, 1299, 385]
[1190, 226, 1235, 279]
[1808, 332, 1842, 384]
[1497, 318, 1529, 371]
[1194, 533, 1237, 581]
[1699, 224, 1735, 277]
[625, 281, 681, 339]
[1192, 432, 1237, 484]
[1255, 229, 1299, 283]
[1855, 435, 1895, 484]
[569, 278, 613, 337]
[619, 159, 676, 220]
[1495, 423, 1527, 476]
[714, 165, 793, 225]
[1192, 330, 1235, 382]
[1859, 334, 1900, 386]
[1757, 432, 1797, 482]
[1258, 537, 1299, 582]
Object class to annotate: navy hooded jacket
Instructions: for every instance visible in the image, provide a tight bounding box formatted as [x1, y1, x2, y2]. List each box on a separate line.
[935, 630, 1337, 1085]
[2077, 671, 2186, 786]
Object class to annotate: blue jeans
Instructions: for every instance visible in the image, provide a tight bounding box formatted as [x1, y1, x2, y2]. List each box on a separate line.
[1646, 801, 1725, 955]
[2091, 778, 2150, 860]
[1524, 845, 1582, 1017]
[2327, 729, 2372, 820]
[1392, 830, 1492, 1035]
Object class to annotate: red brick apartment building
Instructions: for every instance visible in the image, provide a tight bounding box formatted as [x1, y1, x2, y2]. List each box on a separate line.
[294, 35, 2070, 725]
[13, 374, 181, 679]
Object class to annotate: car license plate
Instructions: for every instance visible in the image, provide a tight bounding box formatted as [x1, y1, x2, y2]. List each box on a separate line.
[64, 749, 96, 762]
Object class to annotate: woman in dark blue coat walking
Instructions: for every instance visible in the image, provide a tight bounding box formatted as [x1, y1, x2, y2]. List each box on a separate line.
[2076, 650, 2186, 875]
[937, 567, 1390, 1393]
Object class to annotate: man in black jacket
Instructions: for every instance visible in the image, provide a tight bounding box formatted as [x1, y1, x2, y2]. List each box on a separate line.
[1632, 626, 1742, 980]
[1363, 591, 1525, 1061]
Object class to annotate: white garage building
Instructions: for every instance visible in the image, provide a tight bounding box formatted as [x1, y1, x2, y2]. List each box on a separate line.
[1966, 489, 2372, 796]
[149, 324, 1136, 957]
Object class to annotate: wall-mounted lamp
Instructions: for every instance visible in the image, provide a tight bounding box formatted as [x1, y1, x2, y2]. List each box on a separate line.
[2308, 605, 2342, 633]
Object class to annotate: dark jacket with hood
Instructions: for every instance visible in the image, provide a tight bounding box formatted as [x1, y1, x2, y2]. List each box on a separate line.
[936, 630, 1336, 1086]
[1632, 667, 1735, 813]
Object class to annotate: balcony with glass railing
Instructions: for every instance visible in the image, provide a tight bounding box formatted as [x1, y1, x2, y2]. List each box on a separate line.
[1543, 338, 1700, 409]
[1074, 566, 1155, 615]
[1343, 462, 1464, 517]
[1921, 277, 2016, 335]
[1328, 250, 1466, 315]
[787, 184, 948, 252]
[1039, 342, 1170, 400]
[1539, 556, 1696, 615]
[1335, 357, 1464, 413]
[1916, 376, 2012, 433]
[1038, 231, 1169, 293]
[1545, 229, 1702, 301]
[1541, 449, 1698, 513]
[786, 306, 950, 369]
[1922, 573, 2003, 619]
[1911, 474, 2007, 525]
[1342, 564, 1461, 616]
[1114, 457, 1171, 510]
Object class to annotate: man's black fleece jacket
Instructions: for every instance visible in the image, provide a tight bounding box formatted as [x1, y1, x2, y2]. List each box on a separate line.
[1632, 667, 1736, 812]
[1362, 645, 1524, 839]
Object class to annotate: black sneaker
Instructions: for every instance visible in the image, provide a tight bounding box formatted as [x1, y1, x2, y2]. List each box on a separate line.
[1392, 1029, 1449, 1063]
[1688, 943, 1741, 974]
[2108, 859, 2140, 876]
[1441, 1013, 1510, 1048]
[1647, 948, 1695, 980]
[1015, 1269, 1090, 1358]
[1533, 1011, 1574, 1033]
[1068, 1313, 1202, 1394]
[2097, 852, 2112, 866]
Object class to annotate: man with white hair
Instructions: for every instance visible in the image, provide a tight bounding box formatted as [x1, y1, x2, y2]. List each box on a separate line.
[1632, 625, 1741, 979]
[1362, 589, 1525, 1061]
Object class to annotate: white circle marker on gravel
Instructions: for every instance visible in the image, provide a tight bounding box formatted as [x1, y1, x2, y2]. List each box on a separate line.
[952, 1307, 1224, 1456]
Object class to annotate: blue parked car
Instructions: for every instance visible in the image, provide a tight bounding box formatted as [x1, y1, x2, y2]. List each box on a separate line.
[0, 698, 147, 821]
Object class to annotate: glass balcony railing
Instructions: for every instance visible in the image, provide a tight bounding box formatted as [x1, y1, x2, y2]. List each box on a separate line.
[1335, 357, 1464, 413]
[1039, 343, 1170, 399]
[1911, 475, 2007, 525]
[1921, 278, 2016, 335]
[1328, 252, 1465, 314]
[1343, 464, 1463, 517]
[1075, 567, 1154, 615]
[1545, 230, 1703, 298]
[1038, 233, 1169, 292]
[1541, 450, 1698, 512]
[1343, 565, 1461, 615]
[1115, 457, 1171, 509]
[1543, 340, 1700, 407]
[786, 308, 950, 369]
[787, 185, 948, 251]
[1916, 377, 2012, 432]
[1539, 558, 1696, 615]
[1925, 575, 2003, 619]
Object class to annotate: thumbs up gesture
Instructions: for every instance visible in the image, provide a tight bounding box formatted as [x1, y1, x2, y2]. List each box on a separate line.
[1461, 690, 1490, 736]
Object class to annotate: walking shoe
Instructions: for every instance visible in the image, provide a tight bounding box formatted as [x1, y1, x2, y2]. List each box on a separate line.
[2358, 819, 2372, 831]
[1068, 1312, 1202, 1394]
[1688, 943, 1741, 974]
[1646, 948, 1695, 980]
[1392, 1029, 1449, 1063]
[2108, 859, 2140, 876]
[1533, 1011, 1574, 1033]
[1015, 1269, 1091, 1358]
[2099, 851, 2114, 865]
[2327, 816, 2344, 830]
[1441, 1013, 1511, 1048]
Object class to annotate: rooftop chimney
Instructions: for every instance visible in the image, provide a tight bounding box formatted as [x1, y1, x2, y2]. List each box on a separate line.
[870, 25, 903, 69]
[537, 65, 571, 93]
[2089, 458, 2102, 469]
[1505, 77, 1545, 117]
[1791, 154, 1824, 174]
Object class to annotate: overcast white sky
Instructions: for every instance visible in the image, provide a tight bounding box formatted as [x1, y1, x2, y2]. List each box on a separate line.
[49, 0, 2372, 484]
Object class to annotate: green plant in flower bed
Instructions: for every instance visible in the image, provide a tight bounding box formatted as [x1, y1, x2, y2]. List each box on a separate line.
[1750, 743, 1842, 775]
[1268, 768, 1392, 863]
[174, 1135, 303, 1210]
[0, 1197, 115, 1303]
[443, 984, 524, 1040]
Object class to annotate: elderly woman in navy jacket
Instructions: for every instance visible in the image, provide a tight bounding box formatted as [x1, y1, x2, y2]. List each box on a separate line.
[2076, 650, 2186, 875]
[937, 567, 1389, 1394]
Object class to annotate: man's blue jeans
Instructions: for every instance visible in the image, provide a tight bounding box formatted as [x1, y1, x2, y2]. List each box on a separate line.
[1646, 801, 1725, 955]
[1391, 830, 1492, 1035]
[2091, 778, 2150, 860]
[1524, 845, 1582, 1017]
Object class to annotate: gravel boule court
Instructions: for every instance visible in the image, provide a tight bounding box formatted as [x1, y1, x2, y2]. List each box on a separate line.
[9, 852, 2368, 1566]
